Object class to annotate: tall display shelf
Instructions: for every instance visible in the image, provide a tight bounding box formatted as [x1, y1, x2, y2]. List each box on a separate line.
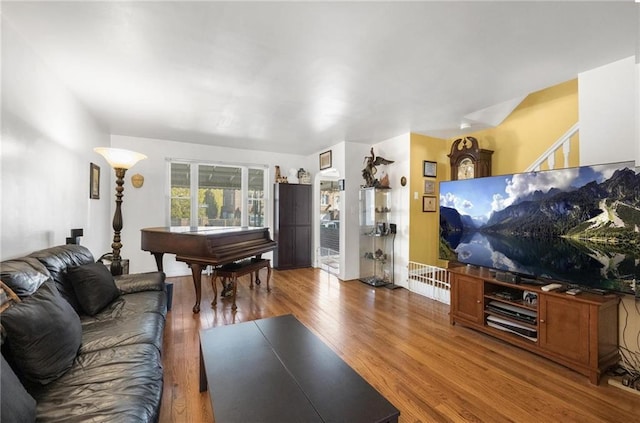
[359, 187, 393, 287]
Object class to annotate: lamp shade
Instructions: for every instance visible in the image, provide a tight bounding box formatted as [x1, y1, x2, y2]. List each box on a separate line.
[94, 147, 147, 169]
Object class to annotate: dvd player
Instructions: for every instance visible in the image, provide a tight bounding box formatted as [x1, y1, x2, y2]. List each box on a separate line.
[486, 301, 537, 325]
[487, 315, 538, 339]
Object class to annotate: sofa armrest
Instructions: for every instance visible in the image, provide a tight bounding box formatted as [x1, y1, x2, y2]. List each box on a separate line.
[114, 271, 166, 294]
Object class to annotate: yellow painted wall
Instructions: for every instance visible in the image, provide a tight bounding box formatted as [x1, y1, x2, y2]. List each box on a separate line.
[469, 79, 580, 176]
[409, 133, 449, 265]
[410, 79, 579, 266]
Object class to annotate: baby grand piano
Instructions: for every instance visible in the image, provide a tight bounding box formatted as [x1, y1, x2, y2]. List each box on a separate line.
[141, 226, 277, 313]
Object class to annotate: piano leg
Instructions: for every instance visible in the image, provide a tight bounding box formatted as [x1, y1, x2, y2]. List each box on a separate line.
[231, 276, 238, 311]
[189, 263, 203, 313]
[266, 263, 272, 292]
[210, 269, 218, 307]
[151, 252, 164, 271]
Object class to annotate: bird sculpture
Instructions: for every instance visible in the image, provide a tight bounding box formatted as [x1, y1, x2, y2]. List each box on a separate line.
[362, 147, 394, 188]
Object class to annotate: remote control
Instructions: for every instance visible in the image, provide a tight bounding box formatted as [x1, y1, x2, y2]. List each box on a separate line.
[541, 283, 563, 292]
[566, 288, 582, 295]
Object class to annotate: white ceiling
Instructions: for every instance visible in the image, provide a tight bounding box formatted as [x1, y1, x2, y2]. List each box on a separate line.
[2, 1, 636, 155]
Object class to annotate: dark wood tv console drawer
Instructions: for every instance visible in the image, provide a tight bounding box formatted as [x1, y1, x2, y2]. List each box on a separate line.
[449, 265, 620, 385]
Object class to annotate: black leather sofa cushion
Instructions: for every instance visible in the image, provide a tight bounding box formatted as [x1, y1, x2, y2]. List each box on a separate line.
[65, 262, 120, 316]
[1, 281, 81, 385]
[28, 245, 94, 312]
[0, 257, 50, 298]
[115, 271, 165, 294]
[31, 343, 163, 423]
[80, 311, 165, 354]
[1, 353, 36, 422]
[81, 290, 167, 325]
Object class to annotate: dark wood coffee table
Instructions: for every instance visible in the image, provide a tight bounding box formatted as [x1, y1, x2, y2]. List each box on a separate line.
[199, 314, 400, 423]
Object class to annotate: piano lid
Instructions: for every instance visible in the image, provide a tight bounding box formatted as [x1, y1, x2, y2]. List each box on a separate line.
[142, 226, 268, 235]
[141, 226, 276, 262]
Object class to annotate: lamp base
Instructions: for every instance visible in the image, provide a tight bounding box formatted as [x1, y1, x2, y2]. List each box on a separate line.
[97, 254, 129, 275]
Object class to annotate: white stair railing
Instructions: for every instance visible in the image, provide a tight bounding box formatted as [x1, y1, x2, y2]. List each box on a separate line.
[525, 122, 579, 172]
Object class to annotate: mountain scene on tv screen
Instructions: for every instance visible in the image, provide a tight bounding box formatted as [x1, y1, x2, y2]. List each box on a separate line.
[439, 163, 640, 294]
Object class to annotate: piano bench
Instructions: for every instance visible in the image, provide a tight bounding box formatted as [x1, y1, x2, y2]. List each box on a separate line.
[210, 258, 272, 310]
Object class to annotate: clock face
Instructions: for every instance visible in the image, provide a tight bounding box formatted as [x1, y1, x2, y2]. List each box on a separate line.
[458, 157, 475, 179]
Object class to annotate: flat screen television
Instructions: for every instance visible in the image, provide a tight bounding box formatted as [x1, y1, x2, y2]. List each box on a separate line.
[439, 162, 640, 295]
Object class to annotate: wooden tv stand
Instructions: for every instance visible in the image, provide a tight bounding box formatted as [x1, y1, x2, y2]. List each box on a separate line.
[448, 265, 620, 384]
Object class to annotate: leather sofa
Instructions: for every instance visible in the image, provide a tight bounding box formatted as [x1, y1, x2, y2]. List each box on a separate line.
[0, 244, 167, 422]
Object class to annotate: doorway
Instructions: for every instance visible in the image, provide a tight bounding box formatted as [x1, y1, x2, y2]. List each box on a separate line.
[318, 179, 340, 275]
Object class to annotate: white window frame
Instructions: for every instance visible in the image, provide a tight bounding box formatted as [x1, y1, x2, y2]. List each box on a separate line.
[166, 159, 269, 228]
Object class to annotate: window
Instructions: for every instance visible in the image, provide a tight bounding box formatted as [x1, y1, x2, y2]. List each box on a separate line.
[169, 161, 267, 228]
[170, 163, 192, 226]
[248, 168, 265, 227]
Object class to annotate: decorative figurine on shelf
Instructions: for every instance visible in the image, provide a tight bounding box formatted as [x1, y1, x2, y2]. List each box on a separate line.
[298, 168, 311, 184]
[362, 147, 394, 188]
[288, 168, 299, 184]
[374, 248, 385, 260]
[378, 172, 390, 188]
[275, 165, 289, 183]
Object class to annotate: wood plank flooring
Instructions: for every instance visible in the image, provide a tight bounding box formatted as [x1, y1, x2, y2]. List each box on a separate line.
[159, 267, 640, 423]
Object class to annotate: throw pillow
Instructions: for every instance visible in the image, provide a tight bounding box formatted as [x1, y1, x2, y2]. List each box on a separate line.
[0, 258, 50, 298]
[65, 262, 120, 316]
[1, 353, 36, 422]
[1, 281, 81, 385]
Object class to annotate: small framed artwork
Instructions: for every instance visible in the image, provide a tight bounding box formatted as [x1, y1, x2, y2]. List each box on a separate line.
[424, 179, 435, 195]
[319, 150, 332, 170]
[422, 196, 437, 212]
[90, 162, 100, 199]
[423, 160, 437, 178]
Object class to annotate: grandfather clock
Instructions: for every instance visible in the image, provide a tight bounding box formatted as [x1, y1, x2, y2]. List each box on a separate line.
[448, 136, 493, 180]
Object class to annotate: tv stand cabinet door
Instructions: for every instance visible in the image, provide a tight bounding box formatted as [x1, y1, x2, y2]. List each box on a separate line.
[451, 274, 484, 325]
[538, 295, 590, 364]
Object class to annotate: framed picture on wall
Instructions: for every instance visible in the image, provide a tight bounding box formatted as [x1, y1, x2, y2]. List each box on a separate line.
[423, 160, 437, 177]
[319, 150, 332, 170]
[90, 162, 100, 199]
[424, 179, 435, 195]
[422, 196, 437, 212]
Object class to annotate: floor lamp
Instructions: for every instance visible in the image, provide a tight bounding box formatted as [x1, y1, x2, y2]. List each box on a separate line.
[94, 147, 147, 276]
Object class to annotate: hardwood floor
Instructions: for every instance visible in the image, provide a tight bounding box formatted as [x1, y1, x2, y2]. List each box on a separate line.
[159, 267, 640, 423]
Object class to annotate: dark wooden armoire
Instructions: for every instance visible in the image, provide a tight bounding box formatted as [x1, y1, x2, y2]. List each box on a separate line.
[273, 183, 312, 269]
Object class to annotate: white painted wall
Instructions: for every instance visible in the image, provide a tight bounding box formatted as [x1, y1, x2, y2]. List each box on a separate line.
[637, 62, 640, 165]
[578, 56, 637, 166]
[309, 141, 372, 281]
[372, 134, 410, 288]
[312, 142, 343, 275]
[1, 19, 111, 260]
[342, 142, 371, 281]
[109, 135, 308, 276]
